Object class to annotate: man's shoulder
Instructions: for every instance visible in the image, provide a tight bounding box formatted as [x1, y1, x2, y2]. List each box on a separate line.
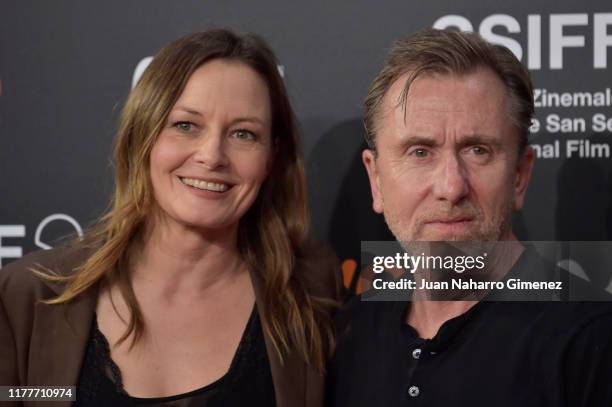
[537, 301, 612, 331]
[338, 295, 401, 320]
[487, 300, 612, 350]
[506, 299, 612, 320]
[334, 296, 405, 341]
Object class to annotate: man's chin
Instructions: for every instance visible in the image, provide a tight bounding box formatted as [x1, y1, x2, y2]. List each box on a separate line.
[385, 216, 506, 243]
[420, 232, 482, 242]
[404, 229, 486, 242]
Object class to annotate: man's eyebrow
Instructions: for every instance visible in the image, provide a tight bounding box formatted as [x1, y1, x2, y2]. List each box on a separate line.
[400, 135, 437, 147]
[399, 134, 504, 149]
[459, 134, 503, 149]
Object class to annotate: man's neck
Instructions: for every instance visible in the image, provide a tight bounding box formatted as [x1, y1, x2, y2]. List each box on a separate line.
[406, 300, 477, 339]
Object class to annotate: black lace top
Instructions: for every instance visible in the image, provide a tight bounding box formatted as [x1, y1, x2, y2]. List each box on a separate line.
[76, 307, 276, 406]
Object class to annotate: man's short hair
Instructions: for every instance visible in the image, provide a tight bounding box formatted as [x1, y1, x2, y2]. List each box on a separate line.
[363, 29, 534, 154]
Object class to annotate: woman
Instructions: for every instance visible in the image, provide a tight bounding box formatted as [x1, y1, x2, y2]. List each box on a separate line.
[0, 29, 340, 406]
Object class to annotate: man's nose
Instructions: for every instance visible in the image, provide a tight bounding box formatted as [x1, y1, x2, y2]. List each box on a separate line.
[193, 131, 229, 170]
[431, 153, 470, 204]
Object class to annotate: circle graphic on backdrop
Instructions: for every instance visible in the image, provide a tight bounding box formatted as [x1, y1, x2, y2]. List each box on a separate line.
[34, 214, 83, 250]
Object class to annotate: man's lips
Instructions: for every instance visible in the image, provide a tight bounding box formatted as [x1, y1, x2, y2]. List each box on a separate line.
[422, 217, 477, 234]
[425, 217, 474, 224]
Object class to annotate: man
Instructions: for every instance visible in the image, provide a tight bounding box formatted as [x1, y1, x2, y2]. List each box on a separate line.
[327, 29, 612, 406]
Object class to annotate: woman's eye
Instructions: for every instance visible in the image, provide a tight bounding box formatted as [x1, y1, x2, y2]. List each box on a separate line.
[232, 129, 256, 141]
[173, 121, 193, 132]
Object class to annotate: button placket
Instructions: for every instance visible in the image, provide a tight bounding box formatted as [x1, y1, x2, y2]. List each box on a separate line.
[406, 341, 427, 401]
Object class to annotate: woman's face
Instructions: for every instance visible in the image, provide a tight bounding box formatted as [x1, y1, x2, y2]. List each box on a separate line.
[149, 59, 273, 233]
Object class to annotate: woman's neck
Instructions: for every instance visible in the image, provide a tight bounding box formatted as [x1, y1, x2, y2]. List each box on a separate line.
[129, 219, 247, 302]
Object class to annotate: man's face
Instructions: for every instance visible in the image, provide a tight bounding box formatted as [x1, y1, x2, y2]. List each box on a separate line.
[363, 67, 534, 242]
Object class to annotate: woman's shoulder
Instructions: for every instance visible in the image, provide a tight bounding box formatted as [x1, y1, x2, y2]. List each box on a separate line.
[0, 244, 92, 306]
[295, 240, 344, 301]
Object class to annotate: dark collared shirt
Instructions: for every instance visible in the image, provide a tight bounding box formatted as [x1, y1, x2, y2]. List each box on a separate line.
[327, 251, 612, 407]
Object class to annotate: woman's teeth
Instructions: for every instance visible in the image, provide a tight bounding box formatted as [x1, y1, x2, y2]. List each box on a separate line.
[180, 177, 229, 192]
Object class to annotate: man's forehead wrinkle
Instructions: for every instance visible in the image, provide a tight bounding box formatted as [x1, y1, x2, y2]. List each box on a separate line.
[401, 93, 506, 129]
[404, 102, 467, 115]
[400, 89, 473, 124]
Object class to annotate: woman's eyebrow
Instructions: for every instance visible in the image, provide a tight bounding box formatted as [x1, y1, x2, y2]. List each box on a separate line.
[171, 107, 265, 127]
[173, 106, 203, 116]
[229, 117, 266, 126]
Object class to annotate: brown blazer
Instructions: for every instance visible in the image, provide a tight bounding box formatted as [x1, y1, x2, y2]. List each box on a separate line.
[0, 243, 341, 407]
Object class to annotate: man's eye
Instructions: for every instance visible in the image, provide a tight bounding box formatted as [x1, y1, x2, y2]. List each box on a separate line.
[173, 121, 193, 132]
[471, 146, 488, 155]
[412, 148, 429, 158]
[232, 129, 256, 141]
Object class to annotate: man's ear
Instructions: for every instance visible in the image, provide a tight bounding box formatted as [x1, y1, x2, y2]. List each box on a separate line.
[513, 145, 535, 210]
[362, 149, 384, 214]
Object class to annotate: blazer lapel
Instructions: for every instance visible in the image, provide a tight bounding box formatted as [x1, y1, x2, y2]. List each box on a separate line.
[250, 269, 307, 407]
[27, 284, 96, 406]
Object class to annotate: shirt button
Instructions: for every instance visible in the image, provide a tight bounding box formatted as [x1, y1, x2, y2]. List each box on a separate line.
[412, 348, 421, 359]
[408, 385, 420, 397]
